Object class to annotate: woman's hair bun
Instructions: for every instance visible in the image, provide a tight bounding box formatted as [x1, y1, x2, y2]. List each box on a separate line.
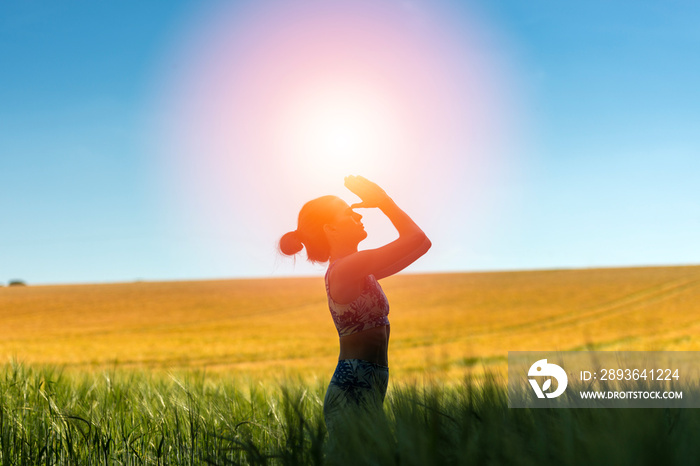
[279, 230, 304, 256]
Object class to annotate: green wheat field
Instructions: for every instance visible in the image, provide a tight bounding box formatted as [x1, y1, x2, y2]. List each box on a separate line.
[1, 265, 699, 464]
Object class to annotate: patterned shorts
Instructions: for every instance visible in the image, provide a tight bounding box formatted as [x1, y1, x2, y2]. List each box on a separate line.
[323, 359, 389, 435]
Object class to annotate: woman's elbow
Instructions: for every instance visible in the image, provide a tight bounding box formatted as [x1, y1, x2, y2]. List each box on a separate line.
[405, 231, 431, 251]
[422, 236, 432, 253]
[415, 233, 431, 253]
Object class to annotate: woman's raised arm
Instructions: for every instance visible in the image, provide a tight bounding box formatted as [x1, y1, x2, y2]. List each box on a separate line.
[332, 176, 431, 283]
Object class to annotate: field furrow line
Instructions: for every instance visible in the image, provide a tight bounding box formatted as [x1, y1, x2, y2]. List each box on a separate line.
[468, 277, 700, 338]
[533, 277, 700, 332]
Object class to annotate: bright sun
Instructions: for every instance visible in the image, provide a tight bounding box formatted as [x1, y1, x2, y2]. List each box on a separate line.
[278, 84, 399, 178]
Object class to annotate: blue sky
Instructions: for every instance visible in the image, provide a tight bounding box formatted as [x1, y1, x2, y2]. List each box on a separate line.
[1, 0, 698, 285]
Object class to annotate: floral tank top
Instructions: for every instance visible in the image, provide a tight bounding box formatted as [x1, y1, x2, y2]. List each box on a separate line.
[325, 263, 390, 337]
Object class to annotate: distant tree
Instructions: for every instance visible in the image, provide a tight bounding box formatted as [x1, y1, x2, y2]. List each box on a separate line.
[8, 280, 26, 287]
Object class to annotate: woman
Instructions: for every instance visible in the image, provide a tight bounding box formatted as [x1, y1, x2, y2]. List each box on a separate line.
[279, 175, 431, 433]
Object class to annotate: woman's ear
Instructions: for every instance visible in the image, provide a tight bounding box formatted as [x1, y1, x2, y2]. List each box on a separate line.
[323, 223, 335, 235]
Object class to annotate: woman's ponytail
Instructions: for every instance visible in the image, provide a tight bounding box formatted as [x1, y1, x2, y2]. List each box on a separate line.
[279, 230, 304, 256]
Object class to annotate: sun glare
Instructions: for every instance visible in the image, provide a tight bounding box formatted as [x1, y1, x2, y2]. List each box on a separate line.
[280, 85, 398, 177]
[317, 106, 370, 157]
[153, 0, 523, 262]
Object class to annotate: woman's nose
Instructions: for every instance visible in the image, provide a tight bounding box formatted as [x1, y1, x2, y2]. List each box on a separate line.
[352, 212, 362, 221]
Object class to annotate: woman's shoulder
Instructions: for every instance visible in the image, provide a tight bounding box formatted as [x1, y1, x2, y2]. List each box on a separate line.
[326, 257, 376, 304]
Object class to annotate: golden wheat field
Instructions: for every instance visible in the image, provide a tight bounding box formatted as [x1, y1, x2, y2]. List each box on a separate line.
[1, 265, 699, 384]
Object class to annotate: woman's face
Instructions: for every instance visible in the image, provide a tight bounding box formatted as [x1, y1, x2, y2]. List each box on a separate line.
[327, 199, 367, 245]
